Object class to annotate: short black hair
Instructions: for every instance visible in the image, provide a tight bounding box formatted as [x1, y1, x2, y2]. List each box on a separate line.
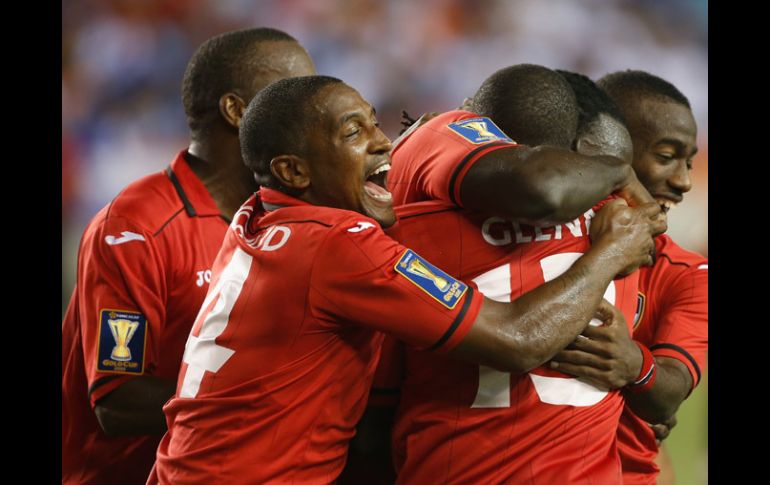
[182, 27, 298, 140]
[557, 69, 627, 138]
[240, 75, 343, 189]
[469, 64, 578, 148]
[597, 70, 691, 109]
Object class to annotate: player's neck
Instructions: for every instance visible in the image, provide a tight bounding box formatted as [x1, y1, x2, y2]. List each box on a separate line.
[187, 138, 258, 220]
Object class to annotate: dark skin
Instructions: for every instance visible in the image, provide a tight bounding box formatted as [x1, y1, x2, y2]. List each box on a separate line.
[550, 96, 699, 426]
[94, 40, 316, 437]
[397, 110, 653, 226]
[271, 82, 666, 374]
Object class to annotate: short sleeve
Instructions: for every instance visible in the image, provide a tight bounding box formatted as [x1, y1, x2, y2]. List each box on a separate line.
[650, 264, 708, 390]
[389, 111, 519, 206]
[309, 218, 482, 353]
[77, 216, 168, 406]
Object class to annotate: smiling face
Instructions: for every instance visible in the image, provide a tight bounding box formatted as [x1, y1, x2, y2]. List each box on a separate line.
[304, 83, 395, 227]
[625, 97, 698, 213]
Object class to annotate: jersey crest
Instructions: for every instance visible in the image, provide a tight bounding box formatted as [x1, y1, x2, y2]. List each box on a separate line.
[447, 117, 514, 144]
[96, 309, 147, 374]
[395, 249, 467, 309]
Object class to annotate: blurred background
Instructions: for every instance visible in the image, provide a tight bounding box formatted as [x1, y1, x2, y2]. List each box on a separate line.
[62, 0, 707, 482]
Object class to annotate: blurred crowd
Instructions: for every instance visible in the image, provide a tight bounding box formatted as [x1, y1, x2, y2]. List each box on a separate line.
[62, 0, 708, 305]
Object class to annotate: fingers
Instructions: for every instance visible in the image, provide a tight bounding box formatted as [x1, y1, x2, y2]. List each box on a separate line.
[635, 202, 667, 235]
[546, 362, 611, 389]
[593, 299, 620, 325]
[551, 350, 612, 370]
[649, 423, 671, 442]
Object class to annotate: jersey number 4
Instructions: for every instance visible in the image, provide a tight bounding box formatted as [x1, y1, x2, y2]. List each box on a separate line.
[179, 248, 253, 398]
[471, 253, 612, 408]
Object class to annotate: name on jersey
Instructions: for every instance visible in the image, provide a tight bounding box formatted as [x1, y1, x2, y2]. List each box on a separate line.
[395, 249, 467, 309]
[481, 208, 596, 247]
[447, 117, 514, 144]
[97, 309, 147, 374]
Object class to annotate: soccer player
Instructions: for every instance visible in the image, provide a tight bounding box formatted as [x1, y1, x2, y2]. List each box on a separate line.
[387, 64, 655, 224]
[549, 70, 708, 485]
[61, 28, 316, 485]
[150, 75, 662, 484]
[375, 65, 651, 484]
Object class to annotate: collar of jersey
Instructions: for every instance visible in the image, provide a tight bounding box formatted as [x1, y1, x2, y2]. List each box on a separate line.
[258, 187, 314, 210]
[168, 150, 223, 217]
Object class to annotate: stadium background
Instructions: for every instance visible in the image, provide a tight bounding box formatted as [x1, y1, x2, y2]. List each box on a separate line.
[61, 0, 708, 482]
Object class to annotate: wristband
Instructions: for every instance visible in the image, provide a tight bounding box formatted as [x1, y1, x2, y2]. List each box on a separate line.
[626, 341, 657, 393]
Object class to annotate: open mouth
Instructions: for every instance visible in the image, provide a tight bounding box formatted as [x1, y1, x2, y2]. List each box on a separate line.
[364, 163, 392, 203]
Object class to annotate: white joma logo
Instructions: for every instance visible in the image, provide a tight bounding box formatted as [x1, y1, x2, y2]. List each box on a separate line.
[105, 231, 146, 245]
[348, 222, 376, 233]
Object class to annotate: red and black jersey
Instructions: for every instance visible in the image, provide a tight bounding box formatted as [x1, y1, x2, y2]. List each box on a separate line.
[384, 199, 637, 484]
[62, 151, 230, 485]
[388, 110, 519, 206]
[151, 189, 483, 484]
[618, 235, 708, 484]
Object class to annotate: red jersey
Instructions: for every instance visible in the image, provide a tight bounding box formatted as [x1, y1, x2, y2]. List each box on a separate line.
[618, 235, 708, 484]
[388, 110, 519, 206]
[150, 189, 483, 484]
[386, 200, 637, 484]
[62, 151, 231, 485]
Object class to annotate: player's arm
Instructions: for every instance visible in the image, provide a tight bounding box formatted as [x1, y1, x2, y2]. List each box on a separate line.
[550, 265, 707, 424]
[79, 217, 176, 436]
[451, 200, 664, 373]
[460, 145, 652, 225]
[94, 376, 176, 436]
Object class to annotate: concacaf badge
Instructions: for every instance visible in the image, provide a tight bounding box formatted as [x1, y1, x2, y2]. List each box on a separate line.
[395, 249, 467, 309]
[97, 309, 147, 374]
[447, 117, 514, 144]
[633, 292, 646, 329]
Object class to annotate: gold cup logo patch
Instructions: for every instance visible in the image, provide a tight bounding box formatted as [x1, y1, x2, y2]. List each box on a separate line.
[463, 121, 497, 139]
[406, 258, 450, 292]
[108, 318, 139, 361]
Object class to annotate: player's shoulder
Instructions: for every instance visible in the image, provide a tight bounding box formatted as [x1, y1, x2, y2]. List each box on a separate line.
[80, 170, 183, 245]
[247, 203, 389, 244]
[654, 234, 708, 270]
[395, 200, 459, 220]
[95, 169, 182, 235]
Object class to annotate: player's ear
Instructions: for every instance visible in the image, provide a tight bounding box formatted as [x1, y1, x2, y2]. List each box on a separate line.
[219, 92, 247, 130]
[270, 155, 311, 190]
[574, 134, 602, 156]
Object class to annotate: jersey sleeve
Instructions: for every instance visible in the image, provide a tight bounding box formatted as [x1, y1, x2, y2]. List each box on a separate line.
[649, 263, 708, 390]
[309, 218, 483, 353]
[76, 216, 168, 406]
[390, 111, 518, 206]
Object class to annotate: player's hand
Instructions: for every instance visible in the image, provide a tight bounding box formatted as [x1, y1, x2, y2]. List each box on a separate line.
[590, 200, 666, 275]
[616, 170, 655, 207]
[549, 300, 641, 389]
[650, 414, 678, 445]
[393, 111, 441, 150]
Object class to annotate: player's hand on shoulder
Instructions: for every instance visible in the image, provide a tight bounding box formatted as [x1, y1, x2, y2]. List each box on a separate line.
[590, 200, 666, 275]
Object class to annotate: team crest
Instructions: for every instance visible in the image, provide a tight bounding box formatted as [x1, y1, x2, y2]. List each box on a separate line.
[633, 292, 646, 329]
[395, 249, 467, 309]
[447, 117, 514, 144]
[97, 309, 147, 374]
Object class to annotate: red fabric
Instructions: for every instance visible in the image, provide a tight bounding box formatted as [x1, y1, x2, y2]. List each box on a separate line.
[380, 198, 635, 484]
[62, 151, 230, 485]
[619, 235, 708, 484]
[151, 189, 482, 484]
[388, 110, 519, 206]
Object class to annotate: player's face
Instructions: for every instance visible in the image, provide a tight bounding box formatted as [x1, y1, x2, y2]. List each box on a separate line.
[306, 83, 396, 227]
[627, 98, 697, 214]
